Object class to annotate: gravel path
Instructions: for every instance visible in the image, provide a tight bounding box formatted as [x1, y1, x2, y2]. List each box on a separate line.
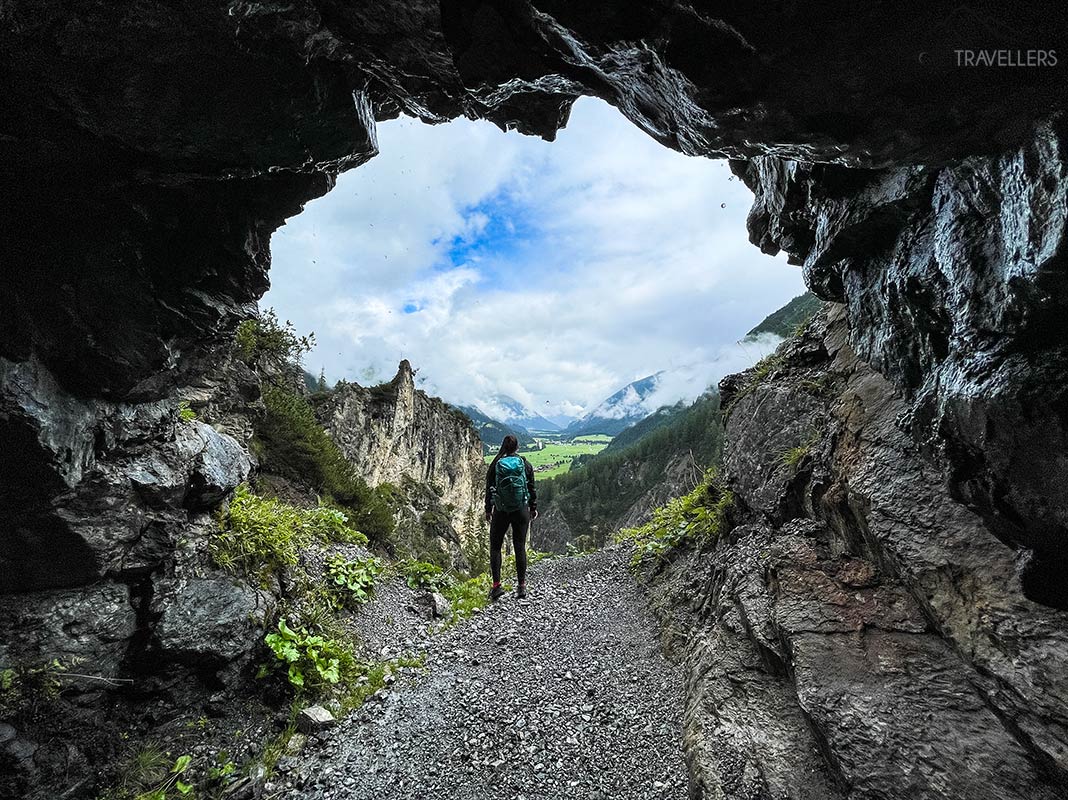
[278, 548, 689, 800]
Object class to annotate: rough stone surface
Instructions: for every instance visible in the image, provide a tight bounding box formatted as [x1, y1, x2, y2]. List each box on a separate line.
[2, 5, 1068, 799]
[646, 307, 1068, 799]
[153, 577, 271, 665]
[281, 549, 688, 800]
[731, 124, 1068, 596]
[428, 592, 451, 619]
[319, 360, 484, 544]
[0, 583, 136, 680]
[4, 4, 1066, 589]
[297, 706, 337, 735]
[184, 421, 253, 510]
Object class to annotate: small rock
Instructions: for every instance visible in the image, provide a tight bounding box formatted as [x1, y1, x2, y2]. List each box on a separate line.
[296, 705, 336, 734]
[430, 592, 452, 618]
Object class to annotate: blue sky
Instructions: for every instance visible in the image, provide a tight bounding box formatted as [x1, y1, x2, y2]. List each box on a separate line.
[263, 97, 805, 418]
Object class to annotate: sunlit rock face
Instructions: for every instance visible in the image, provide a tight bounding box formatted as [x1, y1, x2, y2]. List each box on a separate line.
[318, 360, 485, 553]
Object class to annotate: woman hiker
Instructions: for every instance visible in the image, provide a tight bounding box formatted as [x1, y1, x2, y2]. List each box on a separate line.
[484, 434, 537, 601]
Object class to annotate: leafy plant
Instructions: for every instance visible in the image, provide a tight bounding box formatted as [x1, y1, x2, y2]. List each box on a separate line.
[177, 401, 197, 422]
[399, 559, 454, 593]
[262, 619, 357, 690]
[236, 308, 315, 369]
[303, 506, 369, 546]
[326, 554, 382, 607]
[616, 468, 733, 568]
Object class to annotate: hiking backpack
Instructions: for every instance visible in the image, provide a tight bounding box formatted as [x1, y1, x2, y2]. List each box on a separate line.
[494, 455, 529, 512]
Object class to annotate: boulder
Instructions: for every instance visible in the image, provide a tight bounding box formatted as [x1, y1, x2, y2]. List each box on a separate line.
[153, 577, 271, 666]
[296, 705, 336, 734]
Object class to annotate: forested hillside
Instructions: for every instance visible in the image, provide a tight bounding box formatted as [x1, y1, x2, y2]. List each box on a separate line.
[533, 392, 723, 551]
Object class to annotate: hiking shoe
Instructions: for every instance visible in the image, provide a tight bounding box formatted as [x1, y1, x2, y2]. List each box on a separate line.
[489, 584, 505, 602]
[516, 583, 527, 599]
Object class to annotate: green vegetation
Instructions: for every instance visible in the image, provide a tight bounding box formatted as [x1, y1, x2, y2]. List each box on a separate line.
[0, 658, 72, 718]
[395, 555, 550, 624]
[256, 385, 395, 542]
[335, 654, 426, 716]
[745, 292, 822, 339]
[485, 437, 611, 479]
[262, 619, 359, 690]
[781, 430, 822, 471]
[616, 468, 733, 568]
[539, 393, 724, 547]
[326, 553, 382, 607]
[211, 485, 368, 586]
[236, 308, 315, 370]
[399, 559, 452, 593]
[100, 746, 194, 800]
[177, 401, 197, 422]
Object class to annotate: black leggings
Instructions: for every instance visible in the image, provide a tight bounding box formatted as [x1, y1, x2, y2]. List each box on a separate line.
[489, 507, 530, 585]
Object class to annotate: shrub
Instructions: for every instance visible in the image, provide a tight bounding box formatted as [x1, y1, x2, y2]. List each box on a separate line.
[326, 554, 382, 607]
[399, 559, 454, 593]
[616, 468, 733, 568]
[177, 401, 197, 422]
[257, 385, 395, 542]
[211, 485, 369, 584]
[262, 619, 358, 690]
[236, 308, 315, 370]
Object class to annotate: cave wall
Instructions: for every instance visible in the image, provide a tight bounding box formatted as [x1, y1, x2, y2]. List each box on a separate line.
[647, 307, 1068, 799]
[732, 121, 1068, 603]
[3, 1, 1066, 595]
[1, 3, 1068, 795]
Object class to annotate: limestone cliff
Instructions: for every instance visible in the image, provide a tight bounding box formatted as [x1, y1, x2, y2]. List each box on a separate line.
[316, 361, 484, 545]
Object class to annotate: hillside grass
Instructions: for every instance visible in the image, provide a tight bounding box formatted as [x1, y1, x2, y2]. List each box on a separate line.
[483, 438, 612, 479]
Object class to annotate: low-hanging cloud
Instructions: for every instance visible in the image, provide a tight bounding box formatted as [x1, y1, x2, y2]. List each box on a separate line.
[264, 98, 805, 417]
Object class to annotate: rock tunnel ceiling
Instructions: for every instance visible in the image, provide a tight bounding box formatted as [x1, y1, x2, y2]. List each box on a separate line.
[1, 2, 1067, 597]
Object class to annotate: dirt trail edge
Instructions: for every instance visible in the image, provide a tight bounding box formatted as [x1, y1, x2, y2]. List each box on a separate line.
[278, 548, 689, 800]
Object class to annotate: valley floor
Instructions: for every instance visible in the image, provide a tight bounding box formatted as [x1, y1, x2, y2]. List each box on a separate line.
[277, 549, 688, 800]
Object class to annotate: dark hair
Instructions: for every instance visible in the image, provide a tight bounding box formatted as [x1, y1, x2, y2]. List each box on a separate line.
[489, 435, 519, 469]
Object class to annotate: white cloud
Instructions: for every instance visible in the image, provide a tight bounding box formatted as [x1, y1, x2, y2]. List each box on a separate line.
[263, 98, 805, 416]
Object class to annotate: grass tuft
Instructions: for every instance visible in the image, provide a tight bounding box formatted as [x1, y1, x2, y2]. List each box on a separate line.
[615, 468, 733, 568]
